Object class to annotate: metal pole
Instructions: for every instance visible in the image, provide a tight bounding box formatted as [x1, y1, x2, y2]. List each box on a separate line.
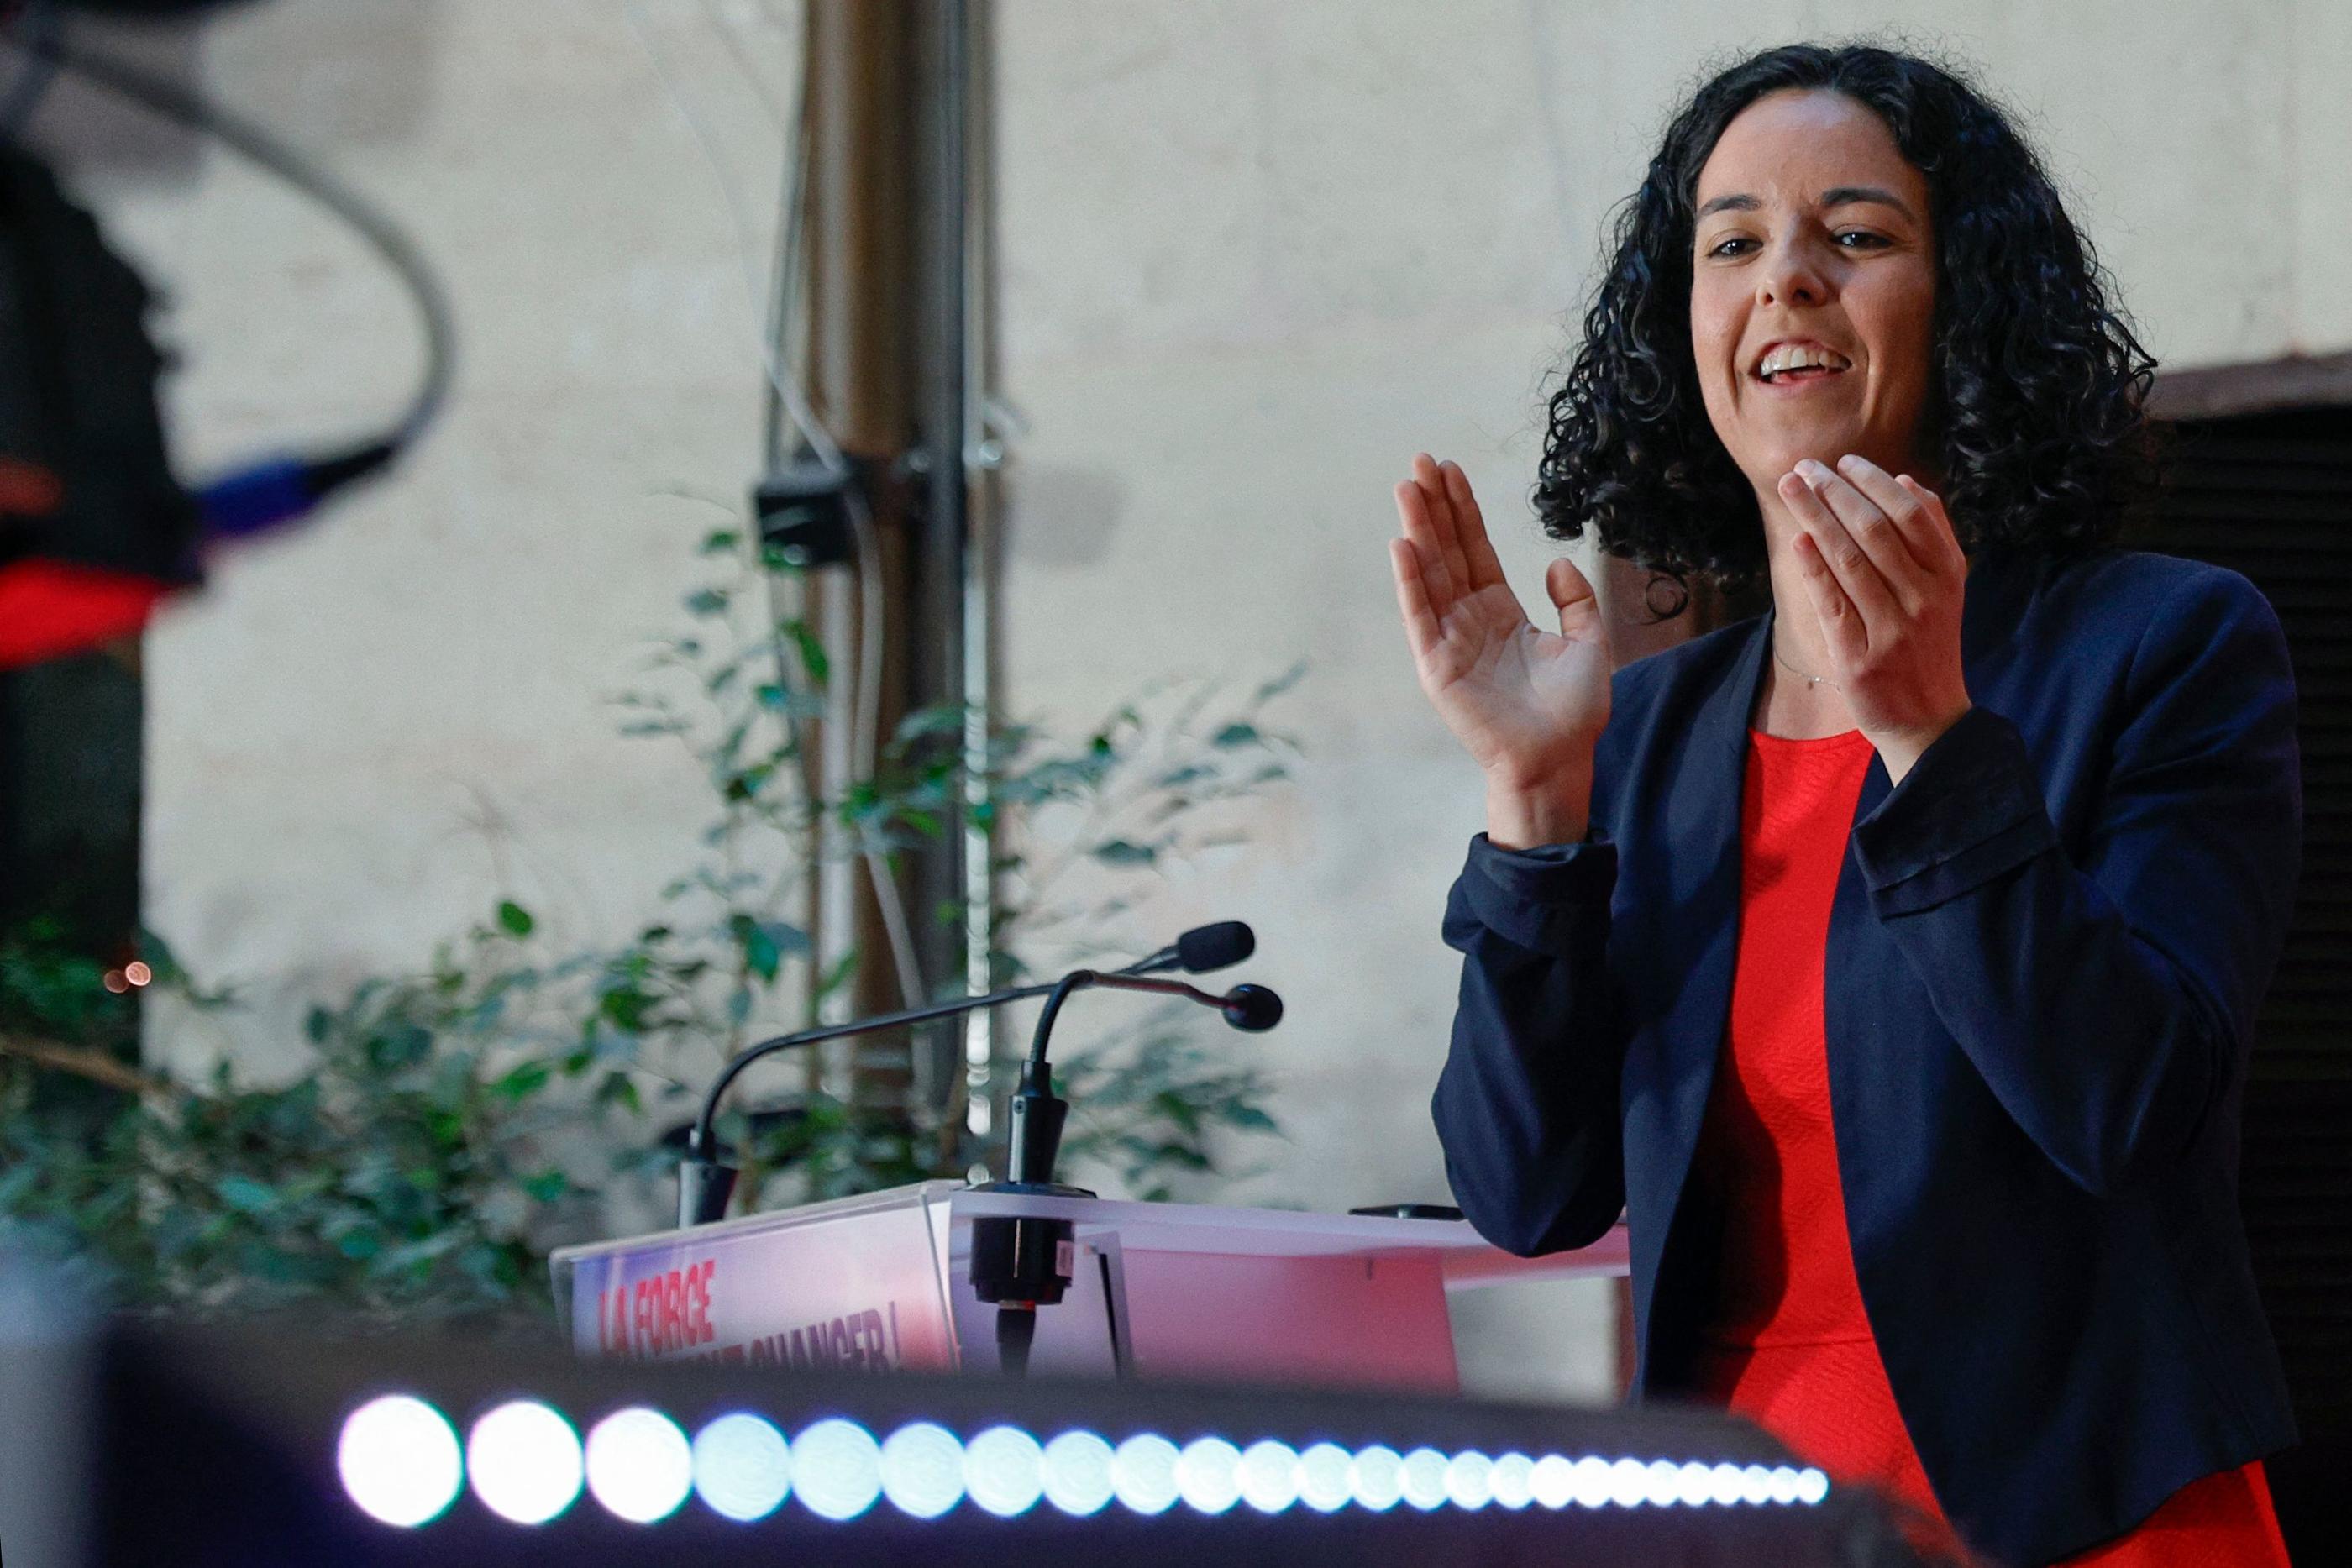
[799, 0, 991, 1146]
[805, 0, 921, 1122]
[957, 1, 1001, 1151]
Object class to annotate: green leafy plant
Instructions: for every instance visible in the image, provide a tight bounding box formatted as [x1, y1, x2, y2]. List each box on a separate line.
[0, 529, 1295, 1321]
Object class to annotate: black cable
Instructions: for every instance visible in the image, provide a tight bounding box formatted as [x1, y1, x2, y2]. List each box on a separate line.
[3, 25, 454, 469]
[759, 39, 809, 472]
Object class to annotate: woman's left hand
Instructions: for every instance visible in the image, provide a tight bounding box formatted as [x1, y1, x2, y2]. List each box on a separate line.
[1780, 454, 1973, 784]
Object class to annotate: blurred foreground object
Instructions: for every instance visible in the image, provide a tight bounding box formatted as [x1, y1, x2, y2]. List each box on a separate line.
[0, 145, 194, 669]
[0, 14, 454, 670]
[0, 1276, 1940, 1566]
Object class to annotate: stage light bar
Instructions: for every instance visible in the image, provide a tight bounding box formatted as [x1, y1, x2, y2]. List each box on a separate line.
[464, 1400, 582, 1525]
[583, 1407, 693, 1523]
[689, 1412, 791, 1521]
[336, 1396, 1834, 1532]
[336, 1394, 463, 1528]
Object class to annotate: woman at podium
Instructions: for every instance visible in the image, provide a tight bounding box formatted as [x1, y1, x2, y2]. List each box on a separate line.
[1393, 43, 2297, 1568]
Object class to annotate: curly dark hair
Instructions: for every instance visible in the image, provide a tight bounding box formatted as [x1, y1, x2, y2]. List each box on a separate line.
[1537, 43, 2159, 589]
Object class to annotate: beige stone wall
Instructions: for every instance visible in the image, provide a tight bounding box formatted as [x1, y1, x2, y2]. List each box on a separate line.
[31, 0, 2343, 1402]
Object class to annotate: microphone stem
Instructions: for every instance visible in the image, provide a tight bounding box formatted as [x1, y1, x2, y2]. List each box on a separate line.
[1025, 971, 1226, 1067]
[690, 978, 1063, 1158]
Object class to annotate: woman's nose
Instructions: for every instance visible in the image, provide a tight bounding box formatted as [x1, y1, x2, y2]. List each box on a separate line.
[1757, 237, 1830, 307]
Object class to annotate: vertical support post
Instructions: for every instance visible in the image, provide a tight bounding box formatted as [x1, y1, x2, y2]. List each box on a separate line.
[805, 0, 921, 1122]
[798, 0, 993, 1151]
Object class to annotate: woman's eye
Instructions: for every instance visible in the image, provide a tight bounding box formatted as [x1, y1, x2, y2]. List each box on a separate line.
[1835, 230, 1889, 249]
[1706, 236, 1756, 259]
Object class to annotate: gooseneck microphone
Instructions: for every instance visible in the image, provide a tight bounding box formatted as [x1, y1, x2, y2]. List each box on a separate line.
[675, 923, 1278, 1229]
[970, 963, 1283, 1376]
[1116, 919, 1254, 977]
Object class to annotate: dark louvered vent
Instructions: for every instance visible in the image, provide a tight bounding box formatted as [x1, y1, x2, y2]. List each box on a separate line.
[2137, 404, 2352, 1563]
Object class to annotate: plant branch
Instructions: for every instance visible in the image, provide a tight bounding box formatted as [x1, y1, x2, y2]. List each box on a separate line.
[0, 1030, 174, 1100]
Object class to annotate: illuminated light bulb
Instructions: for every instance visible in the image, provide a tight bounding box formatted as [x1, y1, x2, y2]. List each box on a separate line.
[1796, 1467, 1830, 1505]
[1110, 1434, 1181, 1516]
[1607, 1457, 1649, 1508]
[585, 1408, 693, 1523]
[1399, 1447, 1449, 1513]
[879, 1423, 966, 1520]
[1175, 1437, 1242, 1515]
[1646, 1458, 1685, 1507]
[1444, 1450, 1494, 1510]
[1769, 1466, 1801, 1505]
[963, 1426, 1044, 1518]
[1236, 1440, 1299, 1513]
[338, 1394, 462, 1528]
[1674, 1460, 1716, 1508]
[124, 961, 153, 987]
[467, 1401, 584, 1525]
[1571, 1455, 1614, 1509]
[1709, 1461, 1746, 1507]
[1296, 1443, 1352, 1513]
[792, 1419, 882, 1522]
[1740, 1464, 1775, 1506]
[1040, 1431, 1116, 1517]
[1349, 1445, 1404, 1513]
[692, 1413, 791, 1522]
[1530, 1453, 1576, 1509]
[1489, 1452, 1534, 1510]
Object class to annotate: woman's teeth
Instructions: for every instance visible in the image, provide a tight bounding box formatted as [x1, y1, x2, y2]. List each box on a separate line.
[1756, 345, 1853, 381]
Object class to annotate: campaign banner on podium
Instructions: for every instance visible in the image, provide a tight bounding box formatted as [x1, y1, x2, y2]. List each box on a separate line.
[560, 1186, 959, 1373]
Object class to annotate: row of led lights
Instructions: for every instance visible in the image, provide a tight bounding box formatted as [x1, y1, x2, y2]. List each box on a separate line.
[338, 1394, 1831, 1529]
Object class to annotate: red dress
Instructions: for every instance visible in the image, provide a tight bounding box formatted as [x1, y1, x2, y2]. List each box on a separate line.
[1684, 727, 2291, 1567]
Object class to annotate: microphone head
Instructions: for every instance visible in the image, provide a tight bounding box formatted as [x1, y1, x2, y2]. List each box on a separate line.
[1175, 920, 1255, 973]
[1219, 983, 1283, 1032]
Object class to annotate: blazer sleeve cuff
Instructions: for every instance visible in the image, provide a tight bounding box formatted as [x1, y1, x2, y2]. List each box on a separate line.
[1854, 706, 2061, 917]
[1456, 831, 1618, 955]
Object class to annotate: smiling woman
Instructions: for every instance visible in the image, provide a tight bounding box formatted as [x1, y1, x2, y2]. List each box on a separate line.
[1391, 41, 2303, 1568]
[1534, 45, 2159, 595]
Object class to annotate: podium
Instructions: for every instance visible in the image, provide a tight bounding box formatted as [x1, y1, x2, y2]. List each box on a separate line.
[553, 1182, 1629, 1392]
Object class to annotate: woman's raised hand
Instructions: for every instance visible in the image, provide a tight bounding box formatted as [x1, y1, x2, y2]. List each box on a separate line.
[1390, 455, 1612, 846]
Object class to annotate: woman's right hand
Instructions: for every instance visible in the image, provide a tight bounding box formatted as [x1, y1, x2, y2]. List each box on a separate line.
[1390, 454, 1612, 847]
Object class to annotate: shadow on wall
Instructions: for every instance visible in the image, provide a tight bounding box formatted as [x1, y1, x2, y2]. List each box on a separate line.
[1002, 463, 1129, 569]
[27, 1, 445, 179]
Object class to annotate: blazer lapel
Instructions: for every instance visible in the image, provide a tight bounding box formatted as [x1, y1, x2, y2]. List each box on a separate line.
[1651, 610, 1775, 1211]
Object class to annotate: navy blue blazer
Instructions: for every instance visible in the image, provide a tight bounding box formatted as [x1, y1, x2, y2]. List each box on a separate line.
[1432, 547, 2301, 1566]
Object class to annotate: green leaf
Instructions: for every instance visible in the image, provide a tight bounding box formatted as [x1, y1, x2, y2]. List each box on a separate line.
[685, 588, 730, 617]
[701, 528, 742, 554]
[729, 915, 807, 984]
[1253, 660, 1309, 702]
[1212, 721, 1262, 748]
[600, 986, 652, 1033]
[216, 1175, 280, 1216]
[491, 1061, 552, 1103]
[893, 705, 967, 742]
[496, 900, 535, 938]
[596, 1072, 644, 1116]
[521, 1168, 570, 1204]
[1089, 840, 1158, 868]
[333, 1228, 383, 1261]
[1152, 1089, 1203, 1135]
[785, 621, 831, 685]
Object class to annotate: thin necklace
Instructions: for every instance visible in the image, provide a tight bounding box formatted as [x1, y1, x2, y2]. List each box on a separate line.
[1772, 641, 1841, 692]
